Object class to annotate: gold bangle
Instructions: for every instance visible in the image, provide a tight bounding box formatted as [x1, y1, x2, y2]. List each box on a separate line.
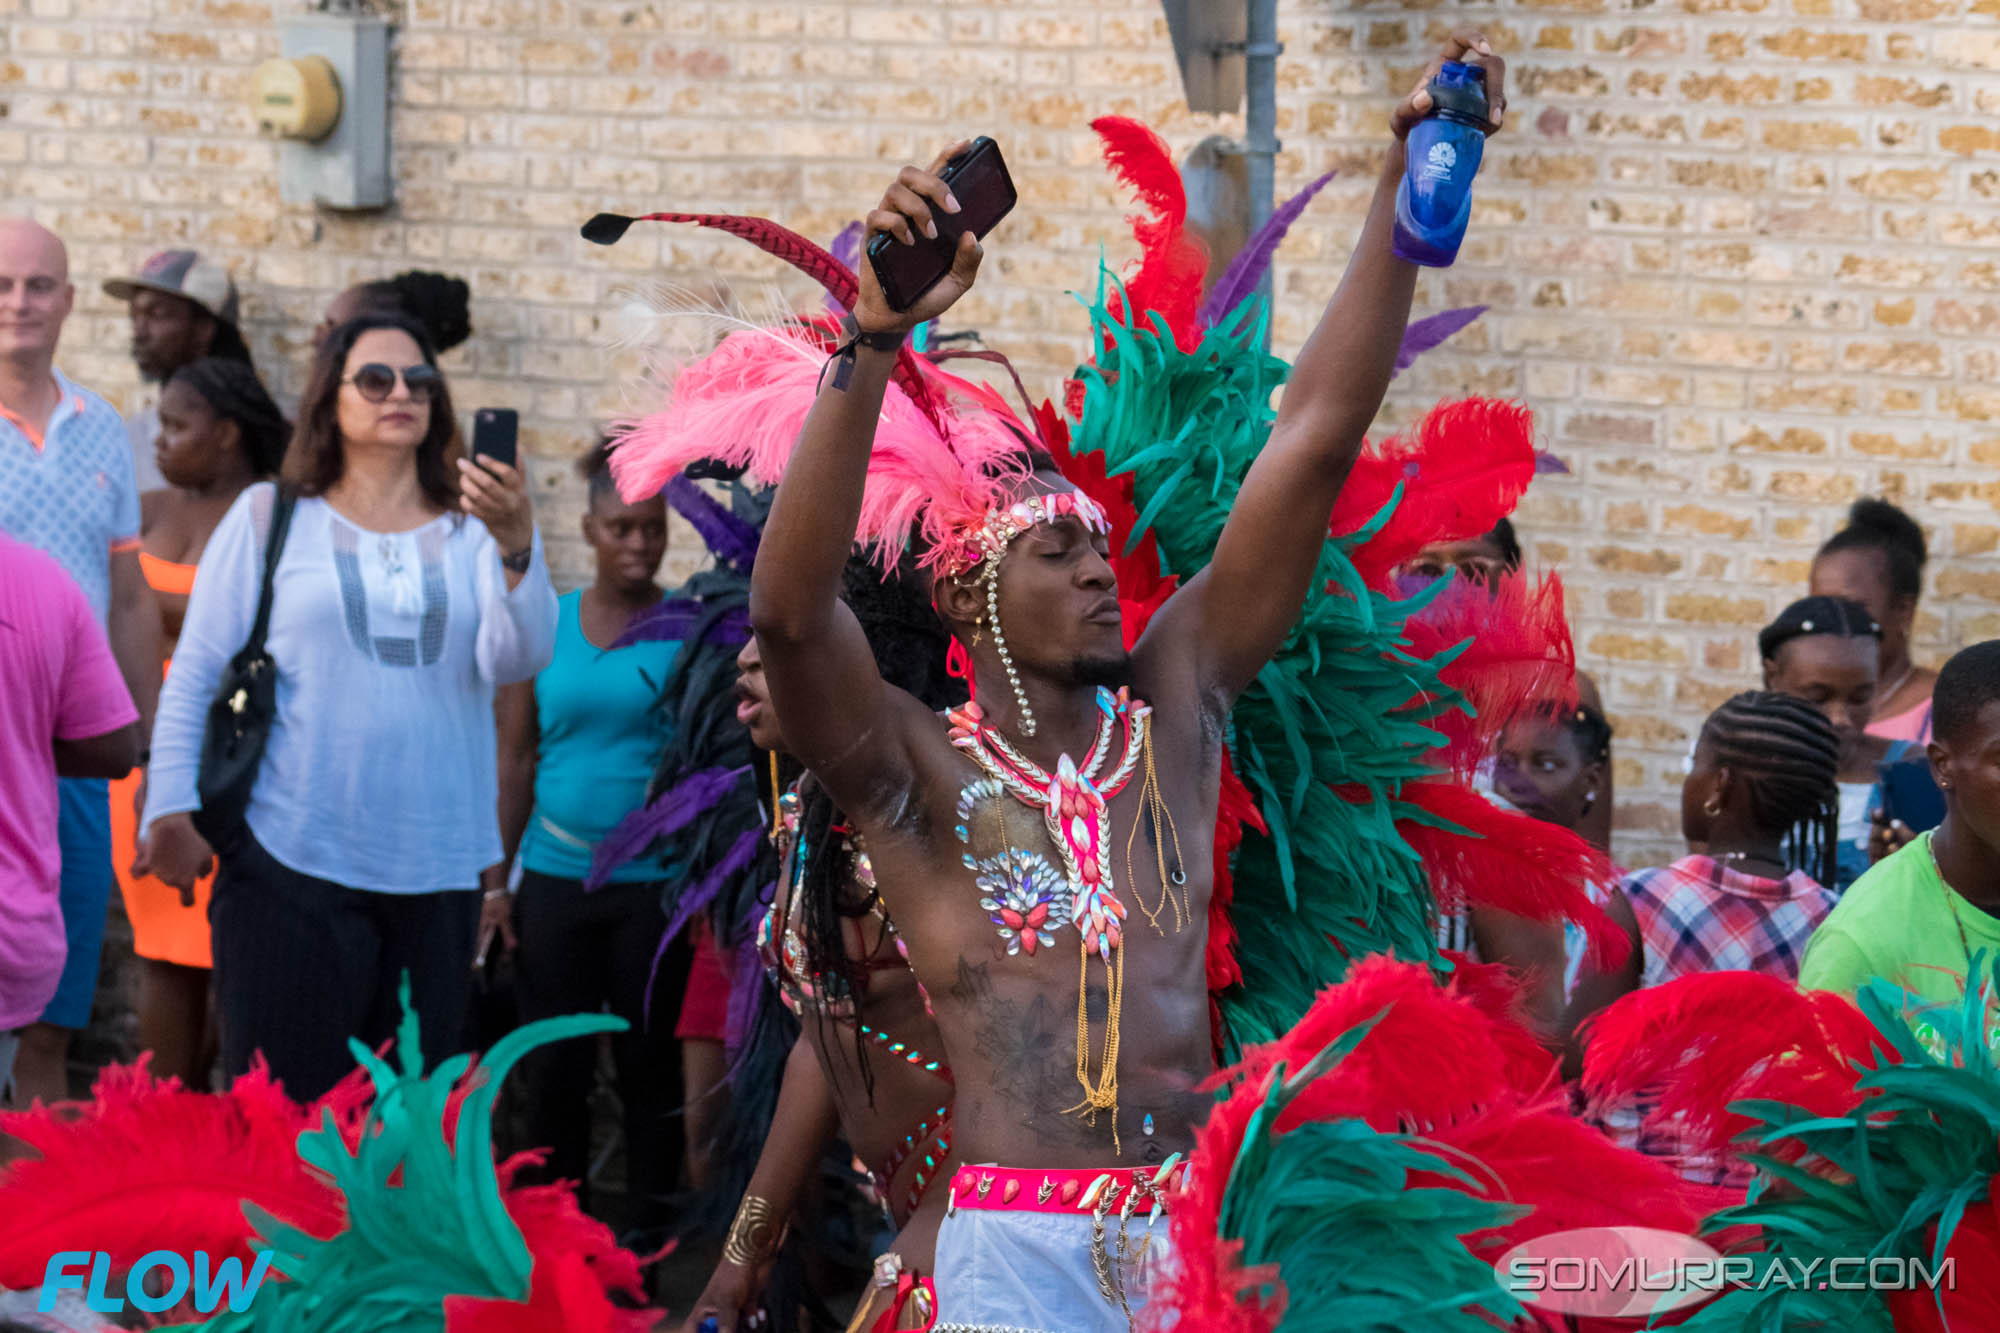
[723, 1193, 781, 1267]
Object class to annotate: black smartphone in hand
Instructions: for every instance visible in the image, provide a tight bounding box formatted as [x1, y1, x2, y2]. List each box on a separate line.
[472, 408, 518, 473]
[867, 137, 1017, 313]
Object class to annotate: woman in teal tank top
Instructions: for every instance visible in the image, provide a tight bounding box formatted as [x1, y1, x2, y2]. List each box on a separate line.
[487, 443, 687, 1239]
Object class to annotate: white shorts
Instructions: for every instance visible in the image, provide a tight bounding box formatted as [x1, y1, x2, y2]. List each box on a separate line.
[931, 1201, 1174, 1333]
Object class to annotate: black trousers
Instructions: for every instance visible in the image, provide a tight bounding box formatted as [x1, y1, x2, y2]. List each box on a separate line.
[210, 831, 480, 1103]
[511, 869, 690, 1230]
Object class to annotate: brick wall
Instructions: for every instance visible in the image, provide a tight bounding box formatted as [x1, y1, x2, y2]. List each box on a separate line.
[7, 0, 2000, 868]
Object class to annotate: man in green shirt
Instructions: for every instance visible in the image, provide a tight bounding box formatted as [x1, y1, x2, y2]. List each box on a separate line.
[1801, 641, 2000, 1051]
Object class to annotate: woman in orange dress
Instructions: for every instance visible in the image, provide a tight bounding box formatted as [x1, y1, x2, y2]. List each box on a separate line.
[117, 357, 289, 1087]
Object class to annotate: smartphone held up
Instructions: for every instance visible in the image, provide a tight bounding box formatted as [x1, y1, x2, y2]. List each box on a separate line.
[867, 137, 1017, 312]
[472, 407, 518, 474]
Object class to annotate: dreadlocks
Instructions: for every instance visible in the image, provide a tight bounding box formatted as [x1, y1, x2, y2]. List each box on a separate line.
[1699, 690, 1843, 887]
[166, 356, 290, 477]
[794, 551, 966, 1102]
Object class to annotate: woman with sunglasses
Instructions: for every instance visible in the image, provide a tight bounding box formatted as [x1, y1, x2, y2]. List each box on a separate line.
[141, 313, 557, 1100]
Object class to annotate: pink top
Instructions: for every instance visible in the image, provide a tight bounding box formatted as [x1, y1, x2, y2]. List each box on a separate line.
[1866, 695, 1934, 745]
[0, 534, 138, 1030]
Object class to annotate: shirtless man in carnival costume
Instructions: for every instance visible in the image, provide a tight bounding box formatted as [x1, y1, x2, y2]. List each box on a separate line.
[745, 32, 1506, 1332]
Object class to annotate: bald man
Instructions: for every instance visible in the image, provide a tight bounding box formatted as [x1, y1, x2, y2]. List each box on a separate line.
[0, 218, 156, 1113]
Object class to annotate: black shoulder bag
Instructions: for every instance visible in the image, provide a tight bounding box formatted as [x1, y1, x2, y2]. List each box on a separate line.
[192, 487, 297, 852]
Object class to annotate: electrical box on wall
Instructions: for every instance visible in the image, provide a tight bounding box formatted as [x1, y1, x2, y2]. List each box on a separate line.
[250, 14, 391, 210]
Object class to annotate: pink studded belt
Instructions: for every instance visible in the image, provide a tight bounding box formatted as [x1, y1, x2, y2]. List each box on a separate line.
[944, 1160, 1190, 1216]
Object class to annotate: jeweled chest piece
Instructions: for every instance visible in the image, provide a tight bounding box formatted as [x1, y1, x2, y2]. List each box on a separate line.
[1142, 1113, 1155, 1138]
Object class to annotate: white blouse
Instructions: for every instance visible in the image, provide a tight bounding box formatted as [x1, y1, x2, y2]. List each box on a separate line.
[145, 483, 558, 893]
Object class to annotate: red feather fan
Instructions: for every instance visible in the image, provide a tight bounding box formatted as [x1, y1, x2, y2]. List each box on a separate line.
[1163, 958, 1703, 1332]
[1420, 1101, 1703, 1256]
[1331, 397, 1539, 588]
[1399, 781, 1628, 970]
[0, 1059, 346, 1289]
[1579, 972, 1891, 1166]
[1405, 569, 1578, 777]
[1219, 956, 1558, 1136]
[1090, 117, 1209, 352]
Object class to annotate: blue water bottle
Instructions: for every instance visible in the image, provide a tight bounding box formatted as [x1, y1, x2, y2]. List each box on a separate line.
[1392, 62, 1490, 267]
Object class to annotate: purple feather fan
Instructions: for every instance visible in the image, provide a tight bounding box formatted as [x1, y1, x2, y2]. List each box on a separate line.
[1391, 305, 1488, 378]
[1197, 170, 1337, 329]
[585, 763, 750, 890]
[667, 473, 761, 571]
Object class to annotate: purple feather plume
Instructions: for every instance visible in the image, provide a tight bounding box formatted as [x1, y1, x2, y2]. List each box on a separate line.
[607, 600, 749, 650]
[640, 825, 766, 1025]
[723, 930, 767, 1059]
[826, 222, 863, 317]
[610, 597, 702, 648]
[1391, 305, 1488, 378]
[667, 473, 761, 570]
[1535, 449, 1572, 475]
[1197, 170, 1337, 329]
[585, 763, 749, 890]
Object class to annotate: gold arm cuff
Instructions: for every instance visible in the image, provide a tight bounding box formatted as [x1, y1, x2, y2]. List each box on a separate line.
[723, 1193, 783, 1267]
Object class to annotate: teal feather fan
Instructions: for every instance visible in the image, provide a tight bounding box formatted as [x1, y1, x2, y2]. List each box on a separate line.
[1674, 956, 2000, 1332]
[1065, 283, 1469, 1050]
[188, 984, 625, 1333]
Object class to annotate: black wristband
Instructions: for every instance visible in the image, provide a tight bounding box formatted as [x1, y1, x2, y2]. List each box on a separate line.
[840, 314, 906, 353]
[501, 546, 533, 574]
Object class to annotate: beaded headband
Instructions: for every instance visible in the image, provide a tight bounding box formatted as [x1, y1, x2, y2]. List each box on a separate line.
[941, 491, 1112, 580]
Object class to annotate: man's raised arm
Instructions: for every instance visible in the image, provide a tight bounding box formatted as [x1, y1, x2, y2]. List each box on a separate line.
[748, 147, 983, 804]
[1169, 31, 1505, 701]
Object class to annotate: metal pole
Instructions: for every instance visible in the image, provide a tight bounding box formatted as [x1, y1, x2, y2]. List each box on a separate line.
[1243, 0, 1281, 342]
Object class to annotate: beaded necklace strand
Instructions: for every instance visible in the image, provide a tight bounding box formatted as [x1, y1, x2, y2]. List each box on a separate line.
[947, 687, 1184, 1152]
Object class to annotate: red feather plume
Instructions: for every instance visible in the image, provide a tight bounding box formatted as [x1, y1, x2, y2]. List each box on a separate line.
[1090, 117, 1208, 352]
[1406, 569, 1578, 777]
[1578, 972, 1891, 1165]
[617, 211, 858, 309]
[1331, 397, 1540, 588]
[604, 211, 948, 428]
[0, 1059, 346, 1289]
[1399, 781, 1628, 971]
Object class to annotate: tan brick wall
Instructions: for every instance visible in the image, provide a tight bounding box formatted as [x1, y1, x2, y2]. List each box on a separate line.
[8, 0, 2000, 866]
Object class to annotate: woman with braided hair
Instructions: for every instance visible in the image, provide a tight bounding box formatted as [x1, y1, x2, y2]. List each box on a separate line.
[685, 553, 964, 1333]
[1758, 594, 1923, 888]
[1576, 690, 1842, 1184]
[116, 356, 289, 1087]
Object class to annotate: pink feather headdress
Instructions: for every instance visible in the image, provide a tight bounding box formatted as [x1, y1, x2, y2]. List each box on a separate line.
[588, 210, 1047, 576]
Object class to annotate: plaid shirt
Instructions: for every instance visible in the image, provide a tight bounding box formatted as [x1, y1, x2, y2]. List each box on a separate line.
[1600, 855, 1836, 1186]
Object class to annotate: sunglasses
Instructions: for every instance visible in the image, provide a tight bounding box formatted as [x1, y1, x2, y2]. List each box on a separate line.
[342, 362, 442, 404]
